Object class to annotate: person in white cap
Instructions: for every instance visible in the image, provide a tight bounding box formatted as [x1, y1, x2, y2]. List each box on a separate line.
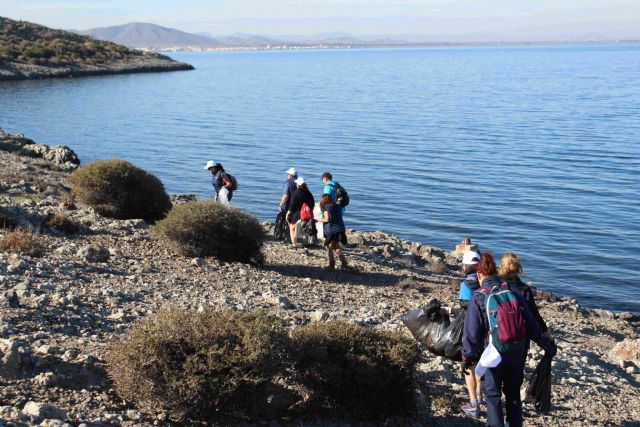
[285, 176, 315, 249]
[204, 160, 235, 205]
[278, 167, 298, 215]
[458, 250, 484, 416]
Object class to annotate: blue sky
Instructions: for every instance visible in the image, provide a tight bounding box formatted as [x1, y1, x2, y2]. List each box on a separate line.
[2, 0, 639, 39]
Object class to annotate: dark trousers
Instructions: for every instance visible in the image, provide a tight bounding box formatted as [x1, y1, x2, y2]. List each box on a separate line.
[482, 346, 526, 427]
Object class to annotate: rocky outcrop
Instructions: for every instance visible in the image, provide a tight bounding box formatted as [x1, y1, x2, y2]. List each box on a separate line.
[0, 128, 80, 170]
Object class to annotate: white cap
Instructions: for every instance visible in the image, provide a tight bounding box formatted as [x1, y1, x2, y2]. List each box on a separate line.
[204, 160, 217, 170]
[463, 251, 480, 265]
[286, 167, 297, 175]
[294, 177, 305, 185]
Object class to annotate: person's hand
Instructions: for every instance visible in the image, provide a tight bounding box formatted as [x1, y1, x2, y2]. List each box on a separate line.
[461, 359, 476, 375]
[543, 330, 554, 342]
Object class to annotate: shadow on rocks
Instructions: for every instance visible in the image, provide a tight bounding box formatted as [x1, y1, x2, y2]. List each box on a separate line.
[264, 264, 403, 287]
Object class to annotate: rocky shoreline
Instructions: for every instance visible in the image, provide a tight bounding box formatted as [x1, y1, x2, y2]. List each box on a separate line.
[0, 52, 193, 82]
[0, 137, 639, 426]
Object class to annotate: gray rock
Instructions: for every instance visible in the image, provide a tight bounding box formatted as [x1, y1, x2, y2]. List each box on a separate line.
[0, 339, 21, 371]
[22, 401, 67, 420]
[310, 310, 330, 322]
[34, 371, 57, 387]
[76, 244, 110, 263]
[191, 257, 206, 268]
[7, 259, 28, 274]
[2, 290, 20, 307]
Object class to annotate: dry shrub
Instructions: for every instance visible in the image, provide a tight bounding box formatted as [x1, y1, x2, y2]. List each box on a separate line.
[68, 159, 171, 222]
[106, 309, 291, 423]
[45, 212, 79, 234]
[0, 207, 18, 229]
[291, 321, 420, 420]
[0, 228, 43, 256]
[152, 201, 264, 262]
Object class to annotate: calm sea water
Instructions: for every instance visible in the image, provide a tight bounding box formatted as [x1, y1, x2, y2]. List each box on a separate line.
[1, 45, 639, 313]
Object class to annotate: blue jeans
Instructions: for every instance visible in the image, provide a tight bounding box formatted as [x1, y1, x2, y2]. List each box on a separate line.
[482, 346, 526, 427]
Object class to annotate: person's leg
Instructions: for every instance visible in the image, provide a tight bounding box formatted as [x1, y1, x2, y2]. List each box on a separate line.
[502, 348, 525, 427]
[326, 242, 336, 270]
[461, 371, 479, 415]
[483, 364, 505, 427]
[335, 241, 348, 268]
[476, 374, 484, 402]
[288, 222, 297, 247]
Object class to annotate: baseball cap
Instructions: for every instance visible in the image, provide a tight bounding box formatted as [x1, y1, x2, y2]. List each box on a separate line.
[286, 167, 297, 175]
[462, 251, 481, 265]
[294, 177, 305, 185]
[204, 160, 218, 170]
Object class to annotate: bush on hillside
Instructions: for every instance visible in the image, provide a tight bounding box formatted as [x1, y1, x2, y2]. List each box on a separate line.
[106, 309, 291, 422]
[291, 321, 420, 420]
[152, 201, 265, 262]
[0, 207, 18, 229]
[68, 159, 171, 222]
[0, 228, 43, 257]
[44, 212, 79, 234]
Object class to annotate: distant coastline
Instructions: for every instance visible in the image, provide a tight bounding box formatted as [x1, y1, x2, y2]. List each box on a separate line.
[143, 39, 640, 53]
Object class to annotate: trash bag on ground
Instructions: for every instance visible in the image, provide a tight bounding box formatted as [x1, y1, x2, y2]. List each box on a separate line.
[402, 299, 464, 361]
[525, 350, 553, 412]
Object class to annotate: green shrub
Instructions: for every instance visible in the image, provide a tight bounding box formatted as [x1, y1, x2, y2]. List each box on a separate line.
[68, 159, 171, 222]
[106, 309, 291, 422]
[291, 321, 420, 420]
[153, 201, 265, 262]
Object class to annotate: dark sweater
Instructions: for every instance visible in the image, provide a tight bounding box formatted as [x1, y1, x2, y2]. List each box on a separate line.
[503, 276, 548, 333]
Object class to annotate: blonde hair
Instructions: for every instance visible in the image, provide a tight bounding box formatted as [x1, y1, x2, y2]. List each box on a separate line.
[499, 252, 523, 278]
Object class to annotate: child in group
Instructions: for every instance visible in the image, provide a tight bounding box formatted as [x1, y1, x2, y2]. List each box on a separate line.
[458, 250, 484, 416]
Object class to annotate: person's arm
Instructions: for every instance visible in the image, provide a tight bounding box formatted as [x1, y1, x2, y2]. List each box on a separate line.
[525, 287, 548, 334]
[279, 182, 290, 208]
[520, 293, 553, 351]
[221, 173, 232, 189]
[462, 294, 484, 362]
[316, 210, 330, 223]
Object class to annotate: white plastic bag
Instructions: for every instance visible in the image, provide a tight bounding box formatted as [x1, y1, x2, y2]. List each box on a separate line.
[217, 187, 230, 206]
[475, 341, 502, 377]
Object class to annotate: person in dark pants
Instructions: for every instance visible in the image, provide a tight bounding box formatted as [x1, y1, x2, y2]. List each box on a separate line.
[462, 253, 555, 427]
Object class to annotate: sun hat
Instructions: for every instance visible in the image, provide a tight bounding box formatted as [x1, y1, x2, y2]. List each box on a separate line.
[286, 167, 297, 175]
[462, 251, 481, 265]
[204, 160, 218, 170]
[294, 177, 305, 185]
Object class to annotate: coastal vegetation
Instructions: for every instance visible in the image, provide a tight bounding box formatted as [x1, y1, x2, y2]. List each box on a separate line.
[68, 159, 171, 222]
[0, 16, 193, 80]
[153, 201, 265, 262]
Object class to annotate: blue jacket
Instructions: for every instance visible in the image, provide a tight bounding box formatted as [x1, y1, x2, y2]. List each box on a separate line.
[462, 275, 550, 361]
[459, 273, 480, 301]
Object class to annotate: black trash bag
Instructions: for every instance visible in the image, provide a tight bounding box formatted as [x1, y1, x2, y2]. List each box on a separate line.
[525, 350, 553, 412]
[401, 299, 451, 353]
[274, 210, 288, 241]
[435, 308, 465, 361]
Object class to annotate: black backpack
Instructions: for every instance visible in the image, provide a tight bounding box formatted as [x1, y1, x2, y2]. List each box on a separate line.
[225, 173, 239, 191]
[330, 182, 350, 207]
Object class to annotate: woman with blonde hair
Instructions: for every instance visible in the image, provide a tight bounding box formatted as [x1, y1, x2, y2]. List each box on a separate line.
[499, 252, 551, 340]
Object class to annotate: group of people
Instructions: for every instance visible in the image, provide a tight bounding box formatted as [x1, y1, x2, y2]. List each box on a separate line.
[456, 250, 556, 427]
[204, 160, 557, 427]
[204, 161, 350, 271]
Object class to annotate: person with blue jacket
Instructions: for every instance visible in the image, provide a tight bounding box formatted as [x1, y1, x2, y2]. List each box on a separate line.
[462, 252, 556, 427]
[458, 250, 484, 416]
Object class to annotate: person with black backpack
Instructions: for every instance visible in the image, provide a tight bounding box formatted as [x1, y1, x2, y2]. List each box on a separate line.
[286, 177, 315, 250]
[204, 160, 237, 205]
[462, 252, 556, 427]
[321, 172, 349, 209]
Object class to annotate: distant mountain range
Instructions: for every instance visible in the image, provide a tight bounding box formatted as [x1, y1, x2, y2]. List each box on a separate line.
[82, 23, 412, 50]
[82, 22, 640, 51]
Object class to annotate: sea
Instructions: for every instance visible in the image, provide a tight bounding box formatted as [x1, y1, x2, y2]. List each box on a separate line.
[1, 44, 639, 313]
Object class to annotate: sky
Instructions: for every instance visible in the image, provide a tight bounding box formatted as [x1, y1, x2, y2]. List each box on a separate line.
[1, 0, 639, 40]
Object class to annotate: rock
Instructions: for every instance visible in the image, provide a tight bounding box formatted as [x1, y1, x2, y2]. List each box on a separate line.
[22, 401, 67, 421]
[310, 311, 330, 322]
[76, 244, 110, 263]
[2, 290, 20, 307]
[34, 372, 57, 387]
[36, 344, 56, 355]
[626, 365, 638, 375]
[7, 259, 28, 274]
[266, 294, 293, 309]
[0, 339, 22, 371]
[619, 312, 639, 322]
[191, 257, 206, 268]
[610, 339, 640, 367]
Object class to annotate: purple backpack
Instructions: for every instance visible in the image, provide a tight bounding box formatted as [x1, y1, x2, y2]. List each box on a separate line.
[478, 283, 527, 353]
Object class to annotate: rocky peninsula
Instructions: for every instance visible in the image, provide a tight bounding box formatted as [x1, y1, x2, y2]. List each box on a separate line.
[0, 17, 193, 81]
[0, 130, 639, 426]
